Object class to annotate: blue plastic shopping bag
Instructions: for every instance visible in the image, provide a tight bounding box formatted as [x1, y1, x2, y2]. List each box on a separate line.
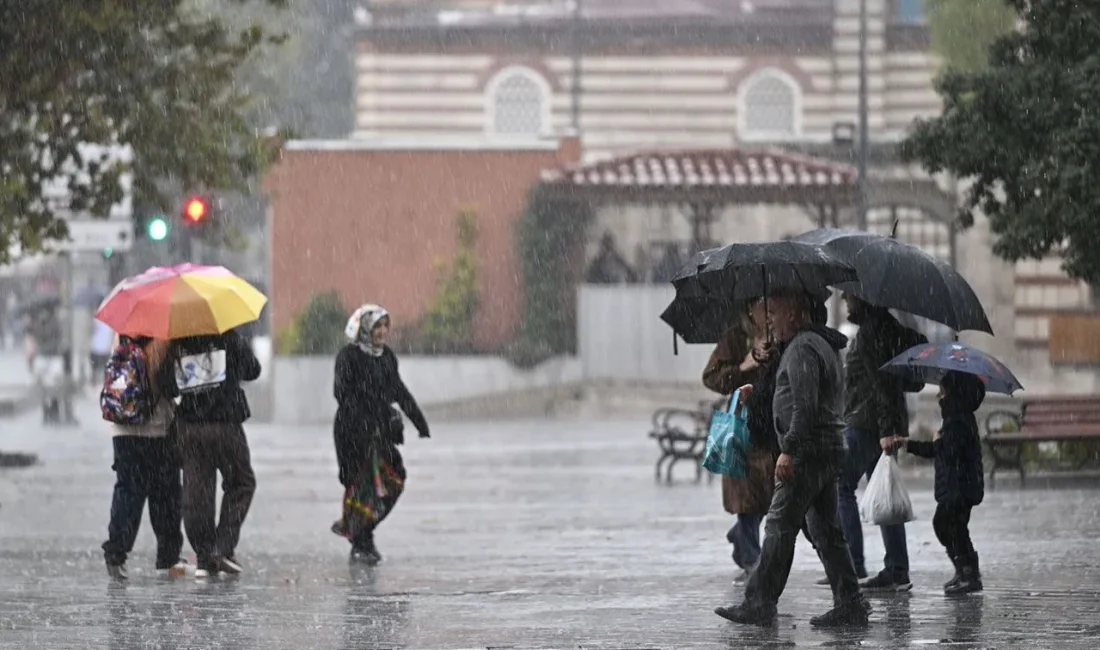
[703, 388, 752, 478]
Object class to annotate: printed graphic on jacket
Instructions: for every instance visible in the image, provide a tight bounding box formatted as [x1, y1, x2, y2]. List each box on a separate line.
[175, 349, 227, 394]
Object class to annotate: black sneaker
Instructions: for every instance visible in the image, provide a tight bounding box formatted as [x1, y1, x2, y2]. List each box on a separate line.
[810, 598, 871, 629]
[350, 548, 381, 566]
[218, 556, 243, 576]
[860, 571, 912, 593]
[106, 563, 128, 582]
[715, 602, 777, 626]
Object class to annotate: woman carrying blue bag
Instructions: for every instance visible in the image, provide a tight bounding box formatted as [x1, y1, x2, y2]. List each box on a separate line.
[702, 301, 783, 584]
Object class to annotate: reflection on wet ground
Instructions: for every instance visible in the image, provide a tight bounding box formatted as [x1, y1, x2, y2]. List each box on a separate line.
[2, 400, 1099, 648]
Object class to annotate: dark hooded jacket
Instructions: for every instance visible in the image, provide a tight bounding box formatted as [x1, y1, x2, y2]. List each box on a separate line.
[845, 308, 928, 437]
[906, 371, 986, 506]
[772, 324, 850, 467]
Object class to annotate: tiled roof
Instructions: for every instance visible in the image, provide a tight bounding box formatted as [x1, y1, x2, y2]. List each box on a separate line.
[541, 148, 856, 190]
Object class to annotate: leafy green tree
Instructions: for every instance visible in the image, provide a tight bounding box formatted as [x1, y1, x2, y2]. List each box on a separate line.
[418, 210, 480, 350]
[195, 0, 355, 138]
[900, 0, 1100, 284]
[288, 291, 347, 355]
[928, 0, 1015, 72]
[0, 0, 286, 262]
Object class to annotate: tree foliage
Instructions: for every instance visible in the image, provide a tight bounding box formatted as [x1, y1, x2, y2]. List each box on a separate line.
[513, 186, 594, 365]
[928, 0, 1015, 72]
[0, 0, 287, 262]
[281, 290, 347, 355]
[415, 209, 480, 351]
[900, 0, 1100, 284]
[195, 0, 355, 138]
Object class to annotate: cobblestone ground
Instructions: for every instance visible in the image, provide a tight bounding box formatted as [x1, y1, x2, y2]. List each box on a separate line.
[2, 396, 1100, 649]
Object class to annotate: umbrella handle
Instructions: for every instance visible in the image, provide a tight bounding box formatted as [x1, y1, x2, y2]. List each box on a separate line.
[760, 265, 774, 348]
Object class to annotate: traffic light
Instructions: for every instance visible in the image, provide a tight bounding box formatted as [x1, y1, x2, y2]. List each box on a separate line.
[147, 216, 170, 241]
[183, 196, 210, 224]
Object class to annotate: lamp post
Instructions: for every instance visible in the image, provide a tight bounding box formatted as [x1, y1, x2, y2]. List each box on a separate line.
[856, 0, 870, 231]
[570, 0, 583, 133]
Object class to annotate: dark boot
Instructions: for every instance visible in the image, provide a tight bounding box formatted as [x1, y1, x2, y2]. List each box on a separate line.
[350, 533, 382, 565]
[944, 554, 982, 596]
[810, 596, 871, 629]
[943, 555, 963, 590]
[714, 601, 777, 627]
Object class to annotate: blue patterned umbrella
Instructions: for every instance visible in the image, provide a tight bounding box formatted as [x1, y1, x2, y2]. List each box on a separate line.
[880, 342, 1023, 395]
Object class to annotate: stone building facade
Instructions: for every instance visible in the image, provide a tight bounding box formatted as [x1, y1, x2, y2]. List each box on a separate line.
[342, 0, 1095, 390]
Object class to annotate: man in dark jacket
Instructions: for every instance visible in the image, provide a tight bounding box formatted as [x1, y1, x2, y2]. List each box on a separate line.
[166, 328, 261, 578]
[715, 291, 870, 629]
[839, 293, 927, 592]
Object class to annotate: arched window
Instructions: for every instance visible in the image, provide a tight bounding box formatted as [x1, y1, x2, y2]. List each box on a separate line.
[486, 67, 551, 138]
[738, 69, 801, 141]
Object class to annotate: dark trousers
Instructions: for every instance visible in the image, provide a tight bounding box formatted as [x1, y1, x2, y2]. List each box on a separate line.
[177, 422, 256, 564]
[745, 465, 861, 607]
[933, 503, 975, 560]
[838, 427, 910, 579]
[102, 436, 183, 569]
[728, 514, 764, 570]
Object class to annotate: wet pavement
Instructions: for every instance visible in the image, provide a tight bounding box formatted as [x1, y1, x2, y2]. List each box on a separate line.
[2, 396, 1100, 649]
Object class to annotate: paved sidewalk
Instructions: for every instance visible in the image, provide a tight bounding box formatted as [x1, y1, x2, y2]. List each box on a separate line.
[1, 396, 1099, 649]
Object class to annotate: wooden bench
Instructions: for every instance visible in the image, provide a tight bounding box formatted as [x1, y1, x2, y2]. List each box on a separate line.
[984, 395, 1100, 487]
[648, 400, 715, 484]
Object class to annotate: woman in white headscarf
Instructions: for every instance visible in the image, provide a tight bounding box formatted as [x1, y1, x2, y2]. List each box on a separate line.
[330, 304, 430, 564]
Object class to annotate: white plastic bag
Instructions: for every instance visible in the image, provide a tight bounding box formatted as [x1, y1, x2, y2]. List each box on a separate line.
[859, 453, 916, 526]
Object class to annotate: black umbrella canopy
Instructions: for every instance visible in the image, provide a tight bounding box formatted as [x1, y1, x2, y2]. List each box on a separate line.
[791, 228, 993, 334]
[671, 240, 858, 303]
[660, 293, 741, 345]
[661, 284, 833, 345]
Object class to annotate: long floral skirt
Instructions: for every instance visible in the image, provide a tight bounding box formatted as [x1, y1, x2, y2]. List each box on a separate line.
[333, 443, 407, 544]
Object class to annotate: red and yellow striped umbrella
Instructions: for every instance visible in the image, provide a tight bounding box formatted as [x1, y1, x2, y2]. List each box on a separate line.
[96, 264, 267, 339]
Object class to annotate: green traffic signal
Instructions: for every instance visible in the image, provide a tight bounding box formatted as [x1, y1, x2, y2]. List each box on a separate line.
[147, 217, 169, 241]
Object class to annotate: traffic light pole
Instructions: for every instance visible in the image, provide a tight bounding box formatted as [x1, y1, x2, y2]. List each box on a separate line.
[181, 224, 198, 264]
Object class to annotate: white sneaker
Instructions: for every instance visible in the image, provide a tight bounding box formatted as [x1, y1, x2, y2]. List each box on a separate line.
[158, 559, 192, 578]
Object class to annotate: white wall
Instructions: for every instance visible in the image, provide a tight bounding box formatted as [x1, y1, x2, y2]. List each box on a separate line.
[273, 354, 582, 425]
[577, 284, 715, 384]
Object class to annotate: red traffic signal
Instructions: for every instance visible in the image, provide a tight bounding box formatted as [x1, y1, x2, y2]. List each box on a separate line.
[183, 197, 210, 224]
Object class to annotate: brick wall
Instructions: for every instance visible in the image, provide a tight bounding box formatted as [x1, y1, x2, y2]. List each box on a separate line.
[265, 137, 580, 349]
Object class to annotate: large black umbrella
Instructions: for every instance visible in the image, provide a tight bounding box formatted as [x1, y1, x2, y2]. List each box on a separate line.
[791, 228, 993, 334]
[661, 241, 855, 344]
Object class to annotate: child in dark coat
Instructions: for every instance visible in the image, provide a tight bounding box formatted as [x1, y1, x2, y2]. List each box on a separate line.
[888, 371, 986, 596]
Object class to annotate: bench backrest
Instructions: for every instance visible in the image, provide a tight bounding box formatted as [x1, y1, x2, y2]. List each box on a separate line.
[1022, 397, 1100, 427]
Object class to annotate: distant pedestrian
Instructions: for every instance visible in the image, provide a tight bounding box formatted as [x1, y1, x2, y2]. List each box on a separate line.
[886, 371, 986, 596]
[90, 319, 114, 386]
[715, 290, 870, 629]
[331, 304, 430, 565]
[166, 328, 261, 579]
[100, 335, 186, 582]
